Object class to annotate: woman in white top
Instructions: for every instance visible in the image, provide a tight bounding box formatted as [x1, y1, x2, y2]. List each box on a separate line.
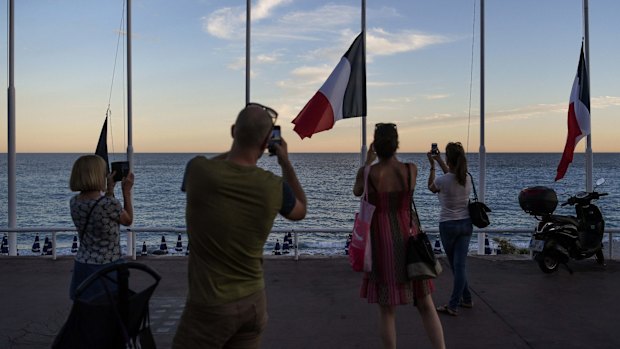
[427, 142, 473, 316]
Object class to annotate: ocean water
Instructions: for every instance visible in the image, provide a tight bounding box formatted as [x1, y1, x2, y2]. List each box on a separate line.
[1, 152, 619, 255]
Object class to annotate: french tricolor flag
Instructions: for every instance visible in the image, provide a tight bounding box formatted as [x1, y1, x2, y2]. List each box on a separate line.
[555, 44, 590, 181]
[292, 32, 367, 139]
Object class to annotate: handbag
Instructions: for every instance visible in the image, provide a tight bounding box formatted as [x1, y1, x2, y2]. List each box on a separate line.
[468, 173, 491, 228]
[406, 166, 442, 280]
[349, 165, 375, 272]
[406, 232, 442, 280]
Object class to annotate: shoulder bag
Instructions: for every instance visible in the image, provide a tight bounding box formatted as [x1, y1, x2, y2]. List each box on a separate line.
[406, 165, 442, 280]
[467, 173, 491, 228]
[349, 165, 375, 272]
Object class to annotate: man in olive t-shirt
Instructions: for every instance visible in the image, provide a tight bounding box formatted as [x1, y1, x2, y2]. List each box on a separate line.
[173, 104, 307, 349]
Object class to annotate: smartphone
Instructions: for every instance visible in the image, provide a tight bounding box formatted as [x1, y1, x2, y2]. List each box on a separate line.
[268, 126, 282, 155]
[111, 161, 130, 182]
[431, 143, 439, 155]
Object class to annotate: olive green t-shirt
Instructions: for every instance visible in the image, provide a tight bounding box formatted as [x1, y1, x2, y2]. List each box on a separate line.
[183, 156, 283, 305]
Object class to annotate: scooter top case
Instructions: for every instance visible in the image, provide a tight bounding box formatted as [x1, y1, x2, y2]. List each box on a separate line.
[519, 186, 558, 216]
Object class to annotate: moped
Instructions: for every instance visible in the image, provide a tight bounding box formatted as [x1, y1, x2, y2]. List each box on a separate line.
[519, 178, 608, 274]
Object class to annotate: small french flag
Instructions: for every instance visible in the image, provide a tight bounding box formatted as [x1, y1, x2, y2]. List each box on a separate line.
[292, 32, 367, 139]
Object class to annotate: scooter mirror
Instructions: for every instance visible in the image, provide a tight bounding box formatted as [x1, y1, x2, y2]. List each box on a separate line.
[595, 178, 605, 187]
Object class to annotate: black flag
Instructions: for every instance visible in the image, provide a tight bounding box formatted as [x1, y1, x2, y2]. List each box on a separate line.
[95, 117, 109, 173]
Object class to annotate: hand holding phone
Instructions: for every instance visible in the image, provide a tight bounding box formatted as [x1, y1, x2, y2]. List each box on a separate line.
[431, 143, 439, 155]
[268, 126, 282, 156]
[111, 161, 130, 182]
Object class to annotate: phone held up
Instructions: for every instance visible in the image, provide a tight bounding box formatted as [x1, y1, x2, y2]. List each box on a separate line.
[268, 126, 282, 156]
[111, 161, 130, 182]
[431, 143, 439, 155]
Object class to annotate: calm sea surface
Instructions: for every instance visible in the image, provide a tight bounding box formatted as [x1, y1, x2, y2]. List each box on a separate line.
[1, 153, 619, 255]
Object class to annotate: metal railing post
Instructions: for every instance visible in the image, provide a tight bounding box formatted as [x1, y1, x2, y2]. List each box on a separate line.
[132, 230, 137, 260]
[52, 231, 57, 260]
[294, 230, 299, 261]
[609, 232, 613, 260]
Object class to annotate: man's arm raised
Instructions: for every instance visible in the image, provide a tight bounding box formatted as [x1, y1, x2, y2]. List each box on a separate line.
[274, 138, 306, 221]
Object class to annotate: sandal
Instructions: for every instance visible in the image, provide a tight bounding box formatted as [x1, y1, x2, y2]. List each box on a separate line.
[436, 305, 458, 316]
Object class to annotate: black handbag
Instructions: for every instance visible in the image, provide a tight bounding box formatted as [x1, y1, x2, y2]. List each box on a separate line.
[468, 173, 491, 228]
[406, 230, 442, 280]
[406, 166, 442, 280]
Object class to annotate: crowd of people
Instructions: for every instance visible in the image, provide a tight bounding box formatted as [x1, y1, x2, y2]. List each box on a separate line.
[67, 103, 475, 349]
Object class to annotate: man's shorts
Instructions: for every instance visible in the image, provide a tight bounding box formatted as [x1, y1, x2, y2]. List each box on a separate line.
[172, 289, 268, 349]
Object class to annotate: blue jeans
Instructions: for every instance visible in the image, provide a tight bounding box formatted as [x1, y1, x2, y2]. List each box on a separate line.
[69, 259, 124, 301]
[439, 218, 473, 310]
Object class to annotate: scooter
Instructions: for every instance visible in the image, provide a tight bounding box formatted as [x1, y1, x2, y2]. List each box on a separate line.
[519, 179, 608, 274]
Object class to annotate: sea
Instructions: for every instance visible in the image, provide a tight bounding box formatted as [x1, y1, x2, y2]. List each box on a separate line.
[1, 152, 619, 256]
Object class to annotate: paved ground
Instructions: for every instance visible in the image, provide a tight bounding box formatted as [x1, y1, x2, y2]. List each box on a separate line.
[0, 255, 618, 349]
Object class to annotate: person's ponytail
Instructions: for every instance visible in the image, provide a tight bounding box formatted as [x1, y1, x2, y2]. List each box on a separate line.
[454, 155, 467, 186]
[445, 142, 467, 186]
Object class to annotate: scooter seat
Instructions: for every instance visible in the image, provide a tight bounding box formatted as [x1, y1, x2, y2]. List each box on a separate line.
[549, 215, 579, 226]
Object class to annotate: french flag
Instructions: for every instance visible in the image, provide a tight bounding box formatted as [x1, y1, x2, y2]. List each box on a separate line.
[555, 44, 590, 181]
[292, 32, 366, 139]
[95, 116, 109, 172]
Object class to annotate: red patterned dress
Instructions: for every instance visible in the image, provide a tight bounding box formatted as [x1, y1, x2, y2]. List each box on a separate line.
[360, 184, 434, 305]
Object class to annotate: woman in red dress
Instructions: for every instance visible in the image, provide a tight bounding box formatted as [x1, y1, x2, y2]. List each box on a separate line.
[353, 123, 445, 349]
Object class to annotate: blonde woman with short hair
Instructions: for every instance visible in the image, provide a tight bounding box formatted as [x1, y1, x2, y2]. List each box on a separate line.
[68, 154, 134, 300]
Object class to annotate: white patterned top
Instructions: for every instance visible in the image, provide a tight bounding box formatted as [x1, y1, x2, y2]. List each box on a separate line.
[70, 195, 122, 264]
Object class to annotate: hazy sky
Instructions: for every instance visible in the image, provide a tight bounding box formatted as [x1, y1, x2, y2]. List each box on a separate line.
[1, 0, 619, 153]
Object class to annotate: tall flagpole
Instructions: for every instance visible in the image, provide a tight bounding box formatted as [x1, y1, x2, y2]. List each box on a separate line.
[583, 0, 593, 191]
[126, 0, 134, 257]
[478, 0, 487, 255]
[360, 0, 367, 166]
[246, 0, 251, 105]
[7, 0, 17, 256]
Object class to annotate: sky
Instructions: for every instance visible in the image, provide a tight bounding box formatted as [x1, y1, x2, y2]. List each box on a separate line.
[1, 0, 619, 153]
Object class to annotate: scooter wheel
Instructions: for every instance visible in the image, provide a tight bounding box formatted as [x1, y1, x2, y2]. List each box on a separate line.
[537, 252, 560, 273]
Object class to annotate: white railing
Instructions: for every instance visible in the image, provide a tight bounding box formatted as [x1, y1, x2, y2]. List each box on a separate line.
[1, 227, 618, 261]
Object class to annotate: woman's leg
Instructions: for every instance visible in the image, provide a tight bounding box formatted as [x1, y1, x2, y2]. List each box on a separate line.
[461, 280, 473, 305]
[438, 223, 456, 272]
[416, 295, 446, 349]
[378, 305, 396, 349]
[439, 222, 457, 311]
[448, 226, 472, 310]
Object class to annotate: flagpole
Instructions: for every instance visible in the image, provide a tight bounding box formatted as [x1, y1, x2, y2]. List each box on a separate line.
[7, 0, 17, 256]
[360, 0, 367, 166]
[246, 0, 251, 105]
[126, 0, 134, 258]
[477, 0, 487, 255]
[583, 0, 593, 191]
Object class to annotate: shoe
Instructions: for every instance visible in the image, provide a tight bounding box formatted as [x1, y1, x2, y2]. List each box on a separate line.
[436, 305, 458, 316]
[459, 300, 474, 309]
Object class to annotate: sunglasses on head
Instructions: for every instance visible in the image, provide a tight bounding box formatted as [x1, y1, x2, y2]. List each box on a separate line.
[247, 102, 278, 125]
[375, 123, 396, 130]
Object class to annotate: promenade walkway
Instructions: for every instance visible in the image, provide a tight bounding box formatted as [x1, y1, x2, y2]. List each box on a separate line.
[0, 255, 618, 349]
